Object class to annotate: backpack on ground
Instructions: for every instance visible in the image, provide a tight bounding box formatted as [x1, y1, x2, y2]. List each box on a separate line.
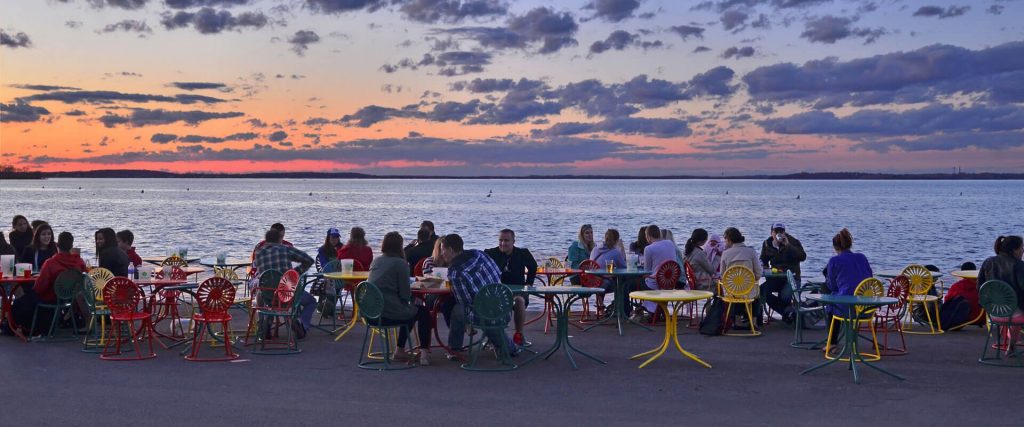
[699, 298, 726, 336]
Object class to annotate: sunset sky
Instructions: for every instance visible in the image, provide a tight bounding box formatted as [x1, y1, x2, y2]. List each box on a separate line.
[2, 0, 1022, 175]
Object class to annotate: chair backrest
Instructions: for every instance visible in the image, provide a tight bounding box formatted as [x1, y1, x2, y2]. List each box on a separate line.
[413, 258, 426, 277]
[578, 260, 603, 288]
[103, 277, 143, 315]
[885, 276, 911, 312]
[213, 266, 239, 282]
[854, 277, 885, 316]
[546, 257, 566, 285]
[653, 260, 681, 290]
[354, 281, 384, 322]
[156, 266, 187, 280]
[473, 283, 514, 324]
[547, 257, 564, 269]
[54, 270, 84, 301]
[88, 268, 114, 302]
[273, 269, 299, 308]
[720, 265, 756, 298]
[161, 255, 188, 267]
[684, 261, 698, 290]
[82, 275, 100, 311]
[256, 269, 283, 307]
[900, 264, 934, 296]
[196, 277, 236, 315]
[979, 280, 1018, 319]
[786, 270, 804, 303]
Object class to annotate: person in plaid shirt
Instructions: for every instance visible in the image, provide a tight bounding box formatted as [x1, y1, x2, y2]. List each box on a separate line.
[252, 228, 315, 338]
[439, 234, 517, 359]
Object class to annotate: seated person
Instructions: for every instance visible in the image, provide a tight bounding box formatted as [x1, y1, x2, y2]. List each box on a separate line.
[19, 223, 56, 271]
[484, 229, 536, 346]
[591, 228, 627, 291]
[441, 234, 517, 359]
[639, 225, 677, 320]
[250, 223, 292, 275]
[720, 227, 763, 325]
[404, 227, 435, 271]
[12, 231, 86, 336]
[116, 229, 143, 268]
[759, 223, 806, 324]
[95, 228, 130, 277]
[317, 227, 343, 269]
[823, 228, 873, 342]
[337, 227, 373, 270]
[370, 231, 433, 366]
[0, 232, 15, 255]
[978, 235, 1024, 352]
[942, 262, 983, 328]
[684, 228, 716, 291]
[568, 224, 596, 270]
[252, 228, 316, 338]
[8, 215, 33, 256]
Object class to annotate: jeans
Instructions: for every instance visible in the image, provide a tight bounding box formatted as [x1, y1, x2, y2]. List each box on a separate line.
[298, 291, 316, 330]
[760, 277, 795, 318]
[380, 305, 431, 348]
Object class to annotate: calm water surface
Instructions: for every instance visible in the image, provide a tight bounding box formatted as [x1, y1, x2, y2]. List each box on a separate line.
[1, 178, 1021, 276]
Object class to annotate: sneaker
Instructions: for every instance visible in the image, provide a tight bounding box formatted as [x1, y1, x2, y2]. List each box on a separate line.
[445, 350, 466, 361]
[417, 349, 431, 366]
[392, 347, 412, 361]
[291, 321, 307, 340]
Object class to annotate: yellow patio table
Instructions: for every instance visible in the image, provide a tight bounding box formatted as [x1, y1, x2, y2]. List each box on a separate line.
[323, 271, 370, 341]
[628, 289, 714, 369]
[950, 270, 978, 280]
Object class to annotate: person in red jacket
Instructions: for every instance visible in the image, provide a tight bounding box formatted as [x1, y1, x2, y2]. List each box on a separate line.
[943, 262, 985, 328]
[337, 227, 373, 270]
[116, 229, 143, 268]
[12, 231, 86, 335]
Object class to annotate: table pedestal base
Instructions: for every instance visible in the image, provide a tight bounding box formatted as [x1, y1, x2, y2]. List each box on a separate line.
[524, 293, 605, 369]
[631, 302, 711, 369]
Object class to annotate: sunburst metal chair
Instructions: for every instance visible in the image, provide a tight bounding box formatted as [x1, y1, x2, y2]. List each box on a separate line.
[101, 277, 157, 361]
[825, 277, 884, 361]
[902, 264, 943, 334]
[185, 277, 239, 361]
[719, 265, 760, 337]
[355, 281, 414, 371]
[978, 280, 1024, 367]
[30, 270, 83, 342]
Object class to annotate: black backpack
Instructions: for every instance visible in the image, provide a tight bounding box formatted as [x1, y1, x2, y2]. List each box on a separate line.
[699, 298, 727, 336]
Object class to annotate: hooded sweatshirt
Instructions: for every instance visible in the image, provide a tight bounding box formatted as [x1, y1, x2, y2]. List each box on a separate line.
[33, 252, 86, 303]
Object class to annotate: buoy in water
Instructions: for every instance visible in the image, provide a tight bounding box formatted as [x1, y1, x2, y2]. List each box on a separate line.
[796, 195, 800, 199]
[308, 192, 313, 196]
[141, 190, 145, 193]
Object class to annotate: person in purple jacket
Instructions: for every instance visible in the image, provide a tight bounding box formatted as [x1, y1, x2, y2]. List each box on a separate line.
[823, 228, 873, 342]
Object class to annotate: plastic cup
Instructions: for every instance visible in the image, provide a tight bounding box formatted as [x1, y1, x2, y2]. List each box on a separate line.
[162, 265, 172, 279]
[340, 259, 354, 275]
[606, 263, 614, 273]
[24, 269, 31, 278]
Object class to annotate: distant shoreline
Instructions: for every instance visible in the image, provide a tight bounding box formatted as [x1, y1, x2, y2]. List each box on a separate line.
[2, 169, 1022, 180]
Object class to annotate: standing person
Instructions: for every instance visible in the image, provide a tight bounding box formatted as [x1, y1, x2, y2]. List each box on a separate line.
[252, 228, 316, 339]
[115, 229, 142, 268]
[370, 232, 433, 366]
[638, 225, 677, 320]
[317, 228, 343, 268]
[942, 262, 984, 329]
[337, 227, 373, 270]
[684, 228, 716, 291]
[823, 228, 873, 342]
[95, 228, 130, 277]
[9, 215, 32, 256]
[12, 231, 86, 336]
[19, 223, 57, 271]
[720, 227, 763, 325]
[440, 234, 517, 359]
[702, 233, 724, 279]
[759, 223, 805, 324]
[484, 229, 537, 346]
[404, 227, 435, 271]
[629, 226, 649, 265]
[977, 235, 1024, 351]
[567, 224, 595, 270]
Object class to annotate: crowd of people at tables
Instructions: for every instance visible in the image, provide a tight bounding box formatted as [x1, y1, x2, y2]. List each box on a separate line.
[3, 213, 1024, 362]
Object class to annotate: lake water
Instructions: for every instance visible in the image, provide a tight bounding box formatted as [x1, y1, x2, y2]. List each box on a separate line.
[1, 178, 1021, 276]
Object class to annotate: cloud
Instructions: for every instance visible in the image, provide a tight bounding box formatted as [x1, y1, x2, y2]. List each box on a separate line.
[97, 20, 153, 35]
[720, 9, 748, 32]
[65, 21, 83, 29]
[287, 30, 321, 55]
[668, 25, 705, 40]
[85, 0, 149, 9]
[684, 66, 736, 96]
[268, 130, 288, 141]
[98, 108, 244, 127]
[150, 131, 258, 144]
[584, 0, 641, 23]
[19, 90, 227, 105]
[693, 45, 711, 53]
[1, 103, 50, 122]
[165, 0, 254, 8]
[853, 131, 1024, 153]
[1, 30, 32, 48]
[760, 104, 1024, 137]
[9, 84, 81, 91]
[382, 51, 491, 75]
[691, 138, 777, 151]
[722, 46, 754, 59]
[743, 41, 1024, 107]
[171, 82, 230, 91]
[987, 5, 1004, 15]
[64, 109, 87, 116]
[399, 0, 508, 24]
[532, 117, 692, 138]
[160, 7, 270, 34]
[440, 7, 578, 54]
[151, 133, 179, 143]
[588, 30, 662, 56]
[304, 0, 389, 14]
[912, 5, 970, 18]
[800, 15, 885, 44]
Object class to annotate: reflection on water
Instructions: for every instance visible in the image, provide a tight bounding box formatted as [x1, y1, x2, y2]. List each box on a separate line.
[1, 178, 1021, 275]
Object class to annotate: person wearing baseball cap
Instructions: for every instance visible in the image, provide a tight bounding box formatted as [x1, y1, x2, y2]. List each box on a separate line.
[759, 222, 806, 325]
[317, 227, 343, 269]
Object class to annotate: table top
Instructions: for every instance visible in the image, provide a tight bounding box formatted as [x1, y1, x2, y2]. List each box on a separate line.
[762, 270, 790, 278]
[535, 269, 580, 276]
[323, 271, 370, 281]
[142, 256, 201, 265]
[517, 285, 604, 296]
[411, 285, 451, 295]
[0, 275, 37, 284]
[629, 289, 714, 303]
[806, 294, 898, 307]
[950, 270, 978, 279]
[159, 283, 200, 292]
[584, 268, 652, 276]
[876, 270, 944, 279]
[134, 278, 189, 286]
[198, 258, 252, 268]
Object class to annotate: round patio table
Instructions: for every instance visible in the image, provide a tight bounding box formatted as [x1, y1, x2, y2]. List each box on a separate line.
[1, 275, 37, 342]
[581, 268, 653, 336]
[135, 278, 191, 345]
[323, 271, 370, 341]
[629, 290, 714, 369]
[801, 294, 904, 384]
[520, 286, 606, 370]
[527, 269, 582, 333]
[876, 270, 944, 279]
[949, 270, 978, 280]
[142, 256, 200, 265]
[198, 259, 252, 269]
[411, 285, 457, 355]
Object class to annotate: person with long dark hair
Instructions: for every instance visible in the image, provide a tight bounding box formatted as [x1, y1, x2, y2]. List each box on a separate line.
[8, 215, 32, 256]
[978, 235, 1024, 351]
[370, 231, 433, 366]
[337, 227, 373, 271]
[317, 227, 343, 268]
[822, 228, 873, 342]
[95, 227, 129, 277]
[12, 231, 85, 336]
[684, 228, 715, 291]
[19, 223, 57, 271]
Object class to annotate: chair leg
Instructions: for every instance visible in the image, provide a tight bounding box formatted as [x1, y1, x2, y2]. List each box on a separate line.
[824, 316, 837, 359]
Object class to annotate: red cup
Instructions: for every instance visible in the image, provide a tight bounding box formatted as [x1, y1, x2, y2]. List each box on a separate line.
[24, 269, 31, 278]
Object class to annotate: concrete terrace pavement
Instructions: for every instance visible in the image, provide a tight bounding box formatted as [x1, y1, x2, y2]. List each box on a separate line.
[1, 309, 1020, 426]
